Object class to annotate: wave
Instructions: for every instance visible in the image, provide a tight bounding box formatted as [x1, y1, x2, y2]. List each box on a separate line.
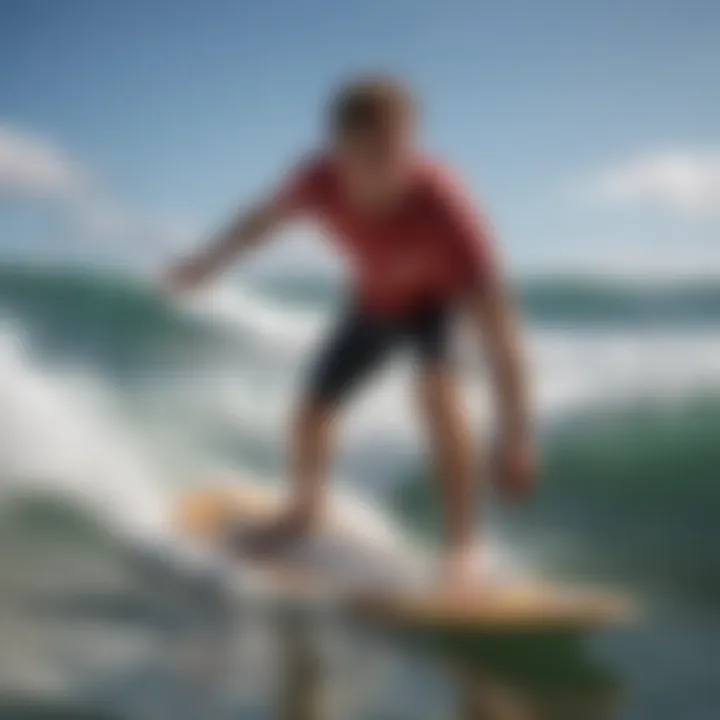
[246, 271, 720, 325]
[0, 328, 170, 542]
[3, 265, 720, 368]
[0, 263, 719, 606]
[2, 264, 720, 480]
[394, 393, 720, 534]
[393, 392, 720, 607]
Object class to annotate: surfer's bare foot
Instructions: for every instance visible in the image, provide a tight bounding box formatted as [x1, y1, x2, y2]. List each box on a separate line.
[233, 506, 318, 558]
[441, 543, 484, 593]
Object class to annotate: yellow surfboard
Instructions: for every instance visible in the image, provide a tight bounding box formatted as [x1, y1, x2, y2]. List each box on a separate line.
[174, 483, 636, 632]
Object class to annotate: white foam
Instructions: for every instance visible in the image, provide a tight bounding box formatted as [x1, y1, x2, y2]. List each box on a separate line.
[168, 284, 720, 464]
[0, 326, 170, 542]
[531, 326, 720, 420]
[175, 281, 325, 352]
[5, 278, 720, 591]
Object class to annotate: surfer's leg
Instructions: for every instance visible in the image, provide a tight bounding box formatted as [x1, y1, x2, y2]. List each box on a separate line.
[292, 306, 395, 513]
[408, 304, 480, 586]
[242, 306, 395, 556]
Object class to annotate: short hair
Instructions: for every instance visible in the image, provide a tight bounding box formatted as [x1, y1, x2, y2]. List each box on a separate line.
[329, 75, 417, 139]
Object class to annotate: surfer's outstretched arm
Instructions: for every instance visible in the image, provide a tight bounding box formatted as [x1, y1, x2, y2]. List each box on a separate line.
[164, 195, 291, 290]
[465, 276, 535, 499]
[426, 169, 535, 505]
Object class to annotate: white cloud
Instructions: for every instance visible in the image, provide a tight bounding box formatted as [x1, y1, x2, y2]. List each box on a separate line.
[71, 198, 195, 252]
[0, 125, 88, 198]
[594, 150, 720, 215]
[0, 123, 197, 261]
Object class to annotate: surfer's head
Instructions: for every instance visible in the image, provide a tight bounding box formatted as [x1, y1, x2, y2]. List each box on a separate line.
[328, 75, 418, 202]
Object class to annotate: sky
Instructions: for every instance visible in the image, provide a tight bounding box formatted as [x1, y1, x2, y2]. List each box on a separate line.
[0, 0, 719, 277]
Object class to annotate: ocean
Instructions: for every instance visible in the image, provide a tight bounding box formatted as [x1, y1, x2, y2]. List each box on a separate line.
[0, 264, 718, 719]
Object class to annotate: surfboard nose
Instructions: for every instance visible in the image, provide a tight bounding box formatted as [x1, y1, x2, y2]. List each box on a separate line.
[174, 489, 232, 541]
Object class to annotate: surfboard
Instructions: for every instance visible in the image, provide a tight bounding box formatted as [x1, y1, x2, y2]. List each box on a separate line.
[173, 482, 636, 632]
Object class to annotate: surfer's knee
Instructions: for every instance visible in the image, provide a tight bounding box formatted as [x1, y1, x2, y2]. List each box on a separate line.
[417, 365, 474, 470]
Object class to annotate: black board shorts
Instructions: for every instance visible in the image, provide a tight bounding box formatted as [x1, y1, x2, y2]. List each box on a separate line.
[305, 300, 453, 406]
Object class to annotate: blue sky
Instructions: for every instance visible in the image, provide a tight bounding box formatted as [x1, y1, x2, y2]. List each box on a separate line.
[1, 0, 719, 276]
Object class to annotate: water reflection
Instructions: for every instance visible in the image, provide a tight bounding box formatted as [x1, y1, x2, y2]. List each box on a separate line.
[17, 589, 623, 720]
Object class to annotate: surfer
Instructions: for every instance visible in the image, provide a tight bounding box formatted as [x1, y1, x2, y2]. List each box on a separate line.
[165, 75, 535, 588]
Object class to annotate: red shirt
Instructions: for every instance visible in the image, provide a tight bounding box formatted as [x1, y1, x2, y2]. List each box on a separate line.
[279, 155, 497, 317]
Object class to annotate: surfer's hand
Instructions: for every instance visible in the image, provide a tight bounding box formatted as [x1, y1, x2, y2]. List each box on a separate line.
[493, 431, 536, 500]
